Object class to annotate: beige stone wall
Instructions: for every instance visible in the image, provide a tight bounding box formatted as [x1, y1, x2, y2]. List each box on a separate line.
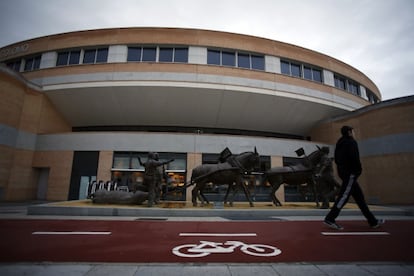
[32, 151, 74, 201]
[6, 149, 37, 200]
[310, 99, 414, 204]
[4, 27, 379, 99]
[0, 69, 72, 201]
[97, 151, 113, 181]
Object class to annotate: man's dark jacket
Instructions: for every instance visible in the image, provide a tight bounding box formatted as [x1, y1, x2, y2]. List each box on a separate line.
[334, 135, 362, 178]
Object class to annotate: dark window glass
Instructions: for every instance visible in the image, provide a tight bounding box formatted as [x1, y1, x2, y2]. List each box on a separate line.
[69, 51, 80, 65]
[238, 53, 250, 69]
[33, 56, 41, 69]
[222, 51, 235, 66]
[142, 47, 156, 61]
[207, 49, 220, 65]
[57, 52, 69, 66]
[159, 47, 173, 62]
[96, 48, 108, 63]
[281, 60, 290, 75]
[334, 75, 346, 90]
[174, 48, 188, 63]
[24, 58, 33, 71]
[304, 66, 312, 80]
[291, 63, 301, 77]
[251, 55, 264, 70]
[83, 49, 96, 64]
[127, 47, 141, 61]
[348, 81, 360, 95]
[312, 69, 322, 83]
[8, 60, 21, 71]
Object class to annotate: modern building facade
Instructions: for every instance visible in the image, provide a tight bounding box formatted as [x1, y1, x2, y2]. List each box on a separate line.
[1, 27, 411, 205]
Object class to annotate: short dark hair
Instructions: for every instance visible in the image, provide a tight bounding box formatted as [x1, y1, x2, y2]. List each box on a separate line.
[341, 125, 353, 136]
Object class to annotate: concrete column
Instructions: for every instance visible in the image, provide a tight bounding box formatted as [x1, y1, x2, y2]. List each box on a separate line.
[271, 155, 285, 203]
[97, 151, 113, 181]
[323, 69, 334, 87]
[40, 51, 57, 69]
[265, 55, 280, 74]
[186, 152, 202, 202]
[107, 45, 127, 63]
[188, 46, 206, 64]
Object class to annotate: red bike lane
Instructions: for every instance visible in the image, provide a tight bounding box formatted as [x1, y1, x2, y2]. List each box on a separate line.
[0, 219, 413, 263]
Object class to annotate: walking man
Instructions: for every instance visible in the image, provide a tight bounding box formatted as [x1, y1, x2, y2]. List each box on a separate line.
[324, 126, 384, 230]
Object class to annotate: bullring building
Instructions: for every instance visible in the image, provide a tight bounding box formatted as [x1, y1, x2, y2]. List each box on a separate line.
[1, 27, 412, 205]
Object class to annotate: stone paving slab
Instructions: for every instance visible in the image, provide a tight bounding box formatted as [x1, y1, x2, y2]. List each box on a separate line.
[26, 201, 409, 218]
[1, 263, 413, 276]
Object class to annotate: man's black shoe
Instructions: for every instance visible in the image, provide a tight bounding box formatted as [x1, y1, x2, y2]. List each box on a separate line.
[324, 220, 344, 230]
[371, 219, 385, 229]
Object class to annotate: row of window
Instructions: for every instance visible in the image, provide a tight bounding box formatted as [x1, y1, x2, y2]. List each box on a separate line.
[334, 74, 360, 96]
[56, 48, 109, 66]
[281, 60, 323, 83]
[127, 46, 188, 63]
[207, 49, 265, 70]
[3, 45, 379, 102]
[6, 55, 41, 72]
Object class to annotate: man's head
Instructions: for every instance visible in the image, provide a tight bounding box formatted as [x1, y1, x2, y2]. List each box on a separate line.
[341, 125, 354, 137]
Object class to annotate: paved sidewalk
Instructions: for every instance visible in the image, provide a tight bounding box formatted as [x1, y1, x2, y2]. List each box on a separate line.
[1, 262, 414, 276]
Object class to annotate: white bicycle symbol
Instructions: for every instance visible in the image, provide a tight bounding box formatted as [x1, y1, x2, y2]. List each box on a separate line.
[172, 240, 282, 258]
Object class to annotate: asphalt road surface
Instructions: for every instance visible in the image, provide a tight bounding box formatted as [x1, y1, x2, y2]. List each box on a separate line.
[0, 219, 413, 263]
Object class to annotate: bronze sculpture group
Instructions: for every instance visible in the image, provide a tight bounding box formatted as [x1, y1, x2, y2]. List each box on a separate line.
[89, 146, 339, 208]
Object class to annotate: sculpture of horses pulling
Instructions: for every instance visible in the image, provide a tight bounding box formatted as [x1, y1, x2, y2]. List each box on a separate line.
[265, 146, 330, 207]
[188, 147, 260, 207]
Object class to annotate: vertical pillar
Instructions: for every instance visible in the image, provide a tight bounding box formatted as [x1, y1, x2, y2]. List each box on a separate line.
[271, 156, 285, 203]
[97, 151, 113, 181]
[186, 152, 202, 203]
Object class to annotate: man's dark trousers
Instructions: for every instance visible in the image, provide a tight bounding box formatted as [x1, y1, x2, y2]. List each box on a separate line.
[326, 174, 377, 226]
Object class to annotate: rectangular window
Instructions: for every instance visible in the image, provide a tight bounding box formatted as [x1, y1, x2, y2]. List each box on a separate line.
[69, 50, 80, 65]
[83, 49, 96, 64]
[96, 48, 108, 63]
[348, 80, 360, 96]
[142, 47, 156, 61]
[304, 66, 322, 83]
[7, 60, 21, 71]
[127, 47, 141, 61]
[238, 53, 250, 69]
[174, 48, 188, 63]
[24, 59, 33, 71]
[57, 50, 80, 66]
[57, 52, 69, 66]
[24, 55, 41, 71]
[207, 49, 221, 65]
[82, 48, 108, 64]
[159, 47, 173, 62]
[290, 63, 301, 77]
[33, 56, 41, 69]
[222, 51, 235, 66]
[251, 55, 264, 70]
[281, 60, 290, 75]
[334, 75, 346, 90]
[304, 66, 312, 80]
[312, 68, 322, 83]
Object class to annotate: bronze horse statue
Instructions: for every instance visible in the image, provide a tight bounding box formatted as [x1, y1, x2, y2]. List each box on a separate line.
[188, 148, 260, 207]
[265, 146, 329, 207]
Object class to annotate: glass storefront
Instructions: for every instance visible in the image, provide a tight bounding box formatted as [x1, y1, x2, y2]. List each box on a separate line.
[111, 152, 187, 201]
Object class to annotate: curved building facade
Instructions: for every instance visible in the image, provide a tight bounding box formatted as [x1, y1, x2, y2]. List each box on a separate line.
[1, 27, 390, 204]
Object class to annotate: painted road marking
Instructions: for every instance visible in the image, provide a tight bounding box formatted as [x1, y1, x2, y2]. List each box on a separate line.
[321, 232, 390, 236]
[32, 231, 111, 235]
[179, 233, 257, 237]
